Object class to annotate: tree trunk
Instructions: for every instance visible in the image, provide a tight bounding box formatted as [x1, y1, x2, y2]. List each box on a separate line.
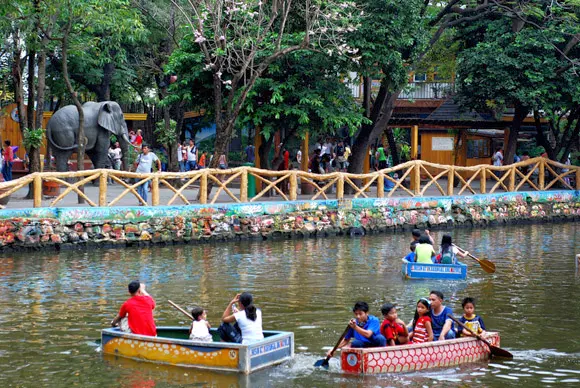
[348, 81, 400, 174]
[504, 105, 528, 165]
[258, 133, 273, 170]
[61, 26, 86, 204]
[24, 51, 37, 199]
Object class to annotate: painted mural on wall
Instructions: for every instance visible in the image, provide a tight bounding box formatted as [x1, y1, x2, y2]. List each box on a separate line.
[0, 191, 578, 250]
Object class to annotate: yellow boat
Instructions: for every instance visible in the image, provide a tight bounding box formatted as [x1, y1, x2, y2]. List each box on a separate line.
[101, 326, 294, 374]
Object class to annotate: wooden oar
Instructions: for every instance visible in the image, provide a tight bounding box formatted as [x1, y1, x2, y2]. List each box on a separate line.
[314, 324, 351, 369]
[453, 244, 496, 274]
[168, 300, 194, 321]
[450, 317, 513, 359]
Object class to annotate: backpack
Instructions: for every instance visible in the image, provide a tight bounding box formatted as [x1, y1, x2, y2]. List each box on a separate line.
[440, 248, 455, 265]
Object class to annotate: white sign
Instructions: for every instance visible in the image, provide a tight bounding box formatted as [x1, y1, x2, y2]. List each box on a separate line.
[432, 137, 454, 151]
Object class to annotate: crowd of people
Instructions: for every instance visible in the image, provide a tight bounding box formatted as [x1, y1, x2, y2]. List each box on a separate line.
[111, 281, 263, 345]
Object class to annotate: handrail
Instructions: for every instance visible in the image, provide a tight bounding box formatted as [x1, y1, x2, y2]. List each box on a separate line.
[0, 157, 577, 208]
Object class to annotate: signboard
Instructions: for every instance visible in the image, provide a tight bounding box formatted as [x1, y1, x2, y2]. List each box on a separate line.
[432, 137, 454, 151]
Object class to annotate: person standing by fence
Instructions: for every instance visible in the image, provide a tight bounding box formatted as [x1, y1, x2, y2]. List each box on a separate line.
[134, 145, 161, 205]
[186, 139, 198, 171]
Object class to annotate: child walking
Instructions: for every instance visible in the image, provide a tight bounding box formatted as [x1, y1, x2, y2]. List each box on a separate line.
[189, 307, 213, 342]
[458, 297, 486, 337]
[409, 298, 433, 343]
[380, 303, 409, 346]
[437, 234, 469, 264]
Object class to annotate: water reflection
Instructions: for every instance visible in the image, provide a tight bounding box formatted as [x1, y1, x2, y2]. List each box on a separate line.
[0, 223, 578, 387]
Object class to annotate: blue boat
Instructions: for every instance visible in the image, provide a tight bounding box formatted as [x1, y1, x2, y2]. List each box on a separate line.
[401, 258, 467, 280]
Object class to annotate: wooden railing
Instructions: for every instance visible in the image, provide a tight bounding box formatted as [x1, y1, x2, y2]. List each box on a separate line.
[0, 157, 577, 208]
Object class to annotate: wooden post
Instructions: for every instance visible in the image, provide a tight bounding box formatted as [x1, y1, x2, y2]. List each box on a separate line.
[377, 172, 384, 198]
[289, 172, 298, 201]
[538, 158, 545, 190]
[254, 133, 262, 192]
[480, 168, 487, 194]
[301, 132, 309, 172]
[447, 167, 455, 196]
[33, 174, 42, 207]
[336, 174, 344, 199]
[200, 172, 208, 204]
[363, 146, 370, 187]
[414, 161, 421, 195]
[411, 125, 419, 160]
[576, 168, 580, 190]
[151, 175, 159, 206]
[99, 171, 108, 207]
[508, 166, 515, 192]
[240, 167, 248, 202]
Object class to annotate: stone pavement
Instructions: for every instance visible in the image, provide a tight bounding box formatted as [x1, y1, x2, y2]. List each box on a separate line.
[1, 178, 545, 209]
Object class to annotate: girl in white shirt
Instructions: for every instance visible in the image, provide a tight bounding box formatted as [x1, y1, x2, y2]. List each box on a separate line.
[221, 292, 264, 344]
[189, 307, 212, 342]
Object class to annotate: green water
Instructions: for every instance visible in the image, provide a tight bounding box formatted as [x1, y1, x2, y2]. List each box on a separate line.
[0, 223, 579, 387]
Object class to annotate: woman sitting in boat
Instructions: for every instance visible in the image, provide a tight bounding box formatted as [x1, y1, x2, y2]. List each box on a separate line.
[414, 234, 436, 264]
[436, 235, 469, 264]
[220, 292, 264, 344]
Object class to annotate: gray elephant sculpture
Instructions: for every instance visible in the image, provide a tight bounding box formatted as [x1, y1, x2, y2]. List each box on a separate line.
[46, 101, 131, 172]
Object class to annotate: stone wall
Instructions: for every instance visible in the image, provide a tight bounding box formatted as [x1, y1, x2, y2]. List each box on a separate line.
[0, 191, 578, 251]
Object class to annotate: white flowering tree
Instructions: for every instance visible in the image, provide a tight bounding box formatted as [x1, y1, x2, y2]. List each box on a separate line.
[170, 0, 359, 168]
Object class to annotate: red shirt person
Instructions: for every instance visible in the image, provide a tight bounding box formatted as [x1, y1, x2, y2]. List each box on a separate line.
[380, 303, 409, 346]
[111, 281, 157, 336]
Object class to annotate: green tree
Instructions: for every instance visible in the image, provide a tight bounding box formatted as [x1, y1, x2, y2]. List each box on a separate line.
[455, 2, 580, 164]
[167, 0, 358, 174]
[240, 51, 368, 169]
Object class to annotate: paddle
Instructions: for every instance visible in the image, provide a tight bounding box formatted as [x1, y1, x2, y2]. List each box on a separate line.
[314, 324, 351, 369]
[450, 317, 513, 359]
[453, 244, 496, 274]
[168, 300, 194, 321]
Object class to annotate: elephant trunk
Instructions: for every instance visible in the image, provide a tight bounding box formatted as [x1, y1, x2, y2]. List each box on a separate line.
[120, 133, 131, 171]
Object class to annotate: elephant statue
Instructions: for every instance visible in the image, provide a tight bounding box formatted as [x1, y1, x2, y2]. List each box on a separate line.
[46, 101, 131, 172]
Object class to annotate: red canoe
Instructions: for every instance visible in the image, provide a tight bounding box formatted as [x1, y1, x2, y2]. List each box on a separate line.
[341, 332, 501, 374]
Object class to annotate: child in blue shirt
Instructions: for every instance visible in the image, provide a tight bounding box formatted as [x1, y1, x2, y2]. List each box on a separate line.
[326, 301, 386, 358]
[403, 241, 418, 262]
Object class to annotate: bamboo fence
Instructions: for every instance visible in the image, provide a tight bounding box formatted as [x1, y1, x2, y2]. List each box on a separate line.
[0, 157, 577, 209]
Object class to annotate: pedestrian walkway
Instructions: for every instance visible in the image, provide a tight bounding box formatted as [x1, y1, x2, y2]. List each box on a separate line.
[1, 178, 552, 209]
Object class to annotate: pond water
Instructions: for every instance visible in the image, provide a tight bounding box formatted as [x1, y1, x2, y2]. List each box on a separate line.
[0, 223, 579, 387]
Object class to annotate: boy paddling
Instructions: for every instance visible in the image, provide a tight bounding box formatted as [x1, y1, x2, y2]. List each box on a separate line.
[326, 301, 386, 358]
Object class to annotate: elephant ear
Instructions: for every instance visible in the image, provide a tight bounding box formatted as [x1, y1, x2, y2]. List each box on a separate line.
[98, 102, 117, 134]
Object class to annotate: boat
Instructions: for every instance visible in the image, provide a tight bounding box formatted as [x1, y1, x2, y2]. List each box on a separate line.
[101, 326, 294, 374]
[341, 332, 501, 374]
[401, 258, 467, 280]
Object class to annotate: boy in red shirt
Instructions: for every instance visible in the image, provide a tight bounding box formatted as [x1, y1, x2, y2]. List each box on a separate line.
[380, 303, 409, 346]
[111, 281, 157, 336]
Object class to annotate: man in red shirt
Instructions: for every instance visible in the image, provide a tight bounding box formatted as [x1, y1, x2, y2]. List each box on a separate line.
[111, 281, 157, 336]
